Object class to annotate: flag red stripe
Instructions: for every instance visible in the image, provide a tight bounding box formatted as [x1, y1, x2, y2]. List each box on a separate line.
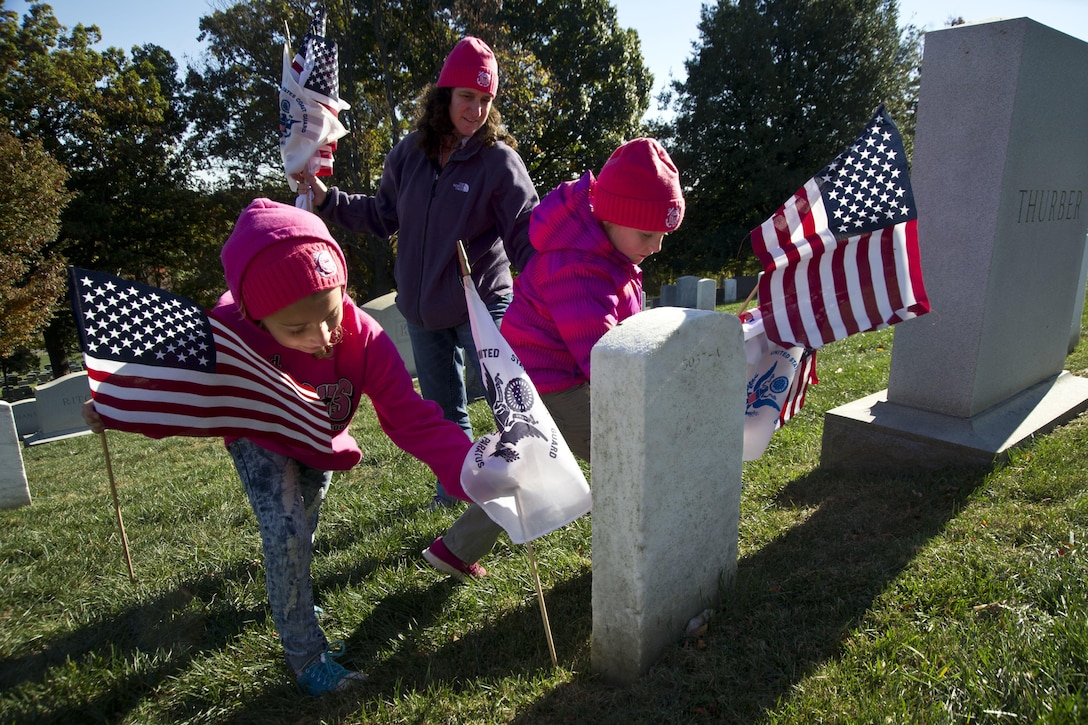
[806, 232, 835, 346]
[855, 233, 883, 334]
[829, 237, 861, 338]
[86, 363, 335, 453]
[776, 350, 818, 429]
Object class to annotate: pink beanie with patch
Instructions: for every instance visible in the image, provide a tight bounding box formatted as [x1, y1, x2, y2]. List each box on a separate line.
[436, 36, 499, 97]
[592, 138, 685, 233]
[221, 198, 347, 320]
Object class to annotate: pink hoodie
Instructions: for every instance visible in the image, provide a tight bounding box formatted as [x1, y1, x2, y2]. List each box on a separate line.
[500, 172, 643, 393]
[211, 199, 472, 494]
[210, 293, 472, 495]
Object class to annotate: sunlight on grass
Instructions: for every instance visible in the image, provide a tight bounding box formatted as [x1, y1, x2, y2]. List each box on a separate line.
[3, 302, 1088, 722]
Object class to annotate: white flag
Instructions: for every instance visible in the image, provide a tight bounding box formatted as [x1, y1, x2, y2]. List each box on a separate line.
[459, 276, 592, 544]
[278, 41, 348, 194]
[742, 308, 811, 461]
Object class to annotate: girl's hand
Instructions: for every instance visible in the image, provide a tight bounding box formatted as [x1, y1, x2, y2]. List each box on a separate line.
[81, 399, 106, 434]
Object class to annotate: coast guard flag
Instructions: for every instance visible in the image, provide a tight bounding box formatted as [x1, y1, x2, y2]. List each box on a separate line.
[68, 267, 360, 471]
[741, 308, 818, 460]
[752, 105, 929, 350]
[459, 273, 592, 544]
[279, 6, 350, 200]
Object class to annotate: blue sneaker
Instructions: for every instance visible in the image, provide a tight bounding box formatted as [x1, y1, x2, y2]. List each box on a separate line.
[296, 641, 366, 696]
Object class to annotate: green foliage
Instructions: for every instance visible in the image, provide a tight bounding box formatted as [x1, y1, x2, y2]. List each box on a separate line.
[184, 0, 301, 191]
[659, 0, 922, 285]
[0, 345, 38, 375]
[492, 0, 652, 190]
[0, 130, 71, 356]
[0, 2, 227, 368]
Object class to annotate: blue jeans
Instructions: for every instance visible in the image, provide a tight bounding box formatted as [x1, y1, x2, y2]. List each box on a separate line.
[228, 438, 331, 673]
[407, 293, 510, 502]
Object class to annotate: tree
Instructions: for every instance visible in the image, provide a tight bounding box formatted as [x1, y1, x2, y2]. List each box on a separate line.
[185, 0, 652, 302]
[661, 0, 922, 285]
[0, 2, 209, 375]
[0, 131, 71, 357]
[490, 0, 652, 190]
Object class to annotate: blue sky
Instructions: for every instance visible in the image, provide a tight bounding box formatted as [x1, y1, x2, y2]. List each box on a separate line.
[29, 0, 1088, 120]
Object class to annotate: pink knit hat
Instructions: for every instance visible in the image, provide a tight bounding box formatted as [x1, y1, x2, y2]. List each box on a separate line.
[221, 198, 347, 320]
[436, 36, 498, 97]
[592, 138, 685, 233]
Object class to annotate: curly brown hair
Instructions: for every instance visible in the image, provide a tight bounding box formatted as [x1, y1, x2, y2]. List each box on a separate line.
[413, 84, 518, 159]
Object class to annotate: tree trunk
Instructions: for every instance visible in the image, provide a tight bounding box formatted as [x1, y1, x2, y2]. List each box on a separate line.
[42, 315, 72, 379]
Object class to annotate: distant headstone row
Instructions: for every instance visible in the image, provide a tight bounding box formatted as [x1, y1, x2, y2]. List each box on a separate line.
[652, 275, 749, 310]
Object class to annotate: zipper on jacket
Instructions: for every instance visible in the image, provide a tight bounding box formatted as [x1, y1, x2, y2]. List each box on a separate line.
[415, 165, 442, 325]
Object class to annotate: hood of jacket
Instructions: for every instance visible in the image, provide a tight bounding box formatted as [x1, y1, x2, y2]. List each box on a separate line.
[528, 171, 629, 267]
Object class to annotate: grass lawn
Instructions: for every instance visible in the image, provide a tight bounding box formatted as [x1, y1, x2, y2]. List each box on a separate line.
[2, 302, 1088, 723]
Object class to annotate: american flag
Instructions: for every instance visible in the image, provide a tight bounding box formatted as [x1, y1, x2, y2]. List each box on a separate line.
[68, 267, 355, 470]
[280, 6, 349, 190]
[752, 105, 929, 350]
[292, 7, 342, 109]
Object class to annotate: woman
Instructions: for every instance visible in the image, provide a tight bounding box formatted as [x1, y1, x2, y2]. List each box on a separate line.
[297, 36, 538, 508]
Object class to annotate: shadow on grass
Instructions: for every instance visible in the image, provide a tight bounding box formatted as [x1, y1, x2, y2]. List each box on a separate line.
[2, 464, 987, 724]
[510, 464, 987, 724]
[0, 560, 269, 724]
[186, 465, 986, 724]
[179, 570, 592, 724]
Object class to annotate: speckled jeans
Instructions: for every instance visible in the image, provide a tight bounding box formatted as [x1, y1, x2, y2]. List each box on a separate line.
[228, 438, 332, 673]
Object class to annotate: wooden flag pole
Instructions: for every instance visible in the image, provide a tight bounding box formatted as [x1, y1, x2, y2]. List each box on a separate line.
[456, 239, 471, 277]
[738, 282, 759, 316]
[524, 537, 559, 668]
[99, 431, 135, 582]
[516, 491, 559, 668]
[459, 238, 558, 667]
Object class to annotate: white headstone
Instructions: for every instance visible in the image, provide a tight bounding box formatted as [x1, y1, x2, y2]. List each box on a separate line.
[822, 18, 1088, 470]
[360, 291, 416, 376]
[675, 276, 716, 310]
[0, 401, 31, 509]
[676, 275, 700, 307]
[22, 372, 94, 446]
[590, 307, 745, 684]
[721, 277, 737, 304]
[696, 278, 716, 310]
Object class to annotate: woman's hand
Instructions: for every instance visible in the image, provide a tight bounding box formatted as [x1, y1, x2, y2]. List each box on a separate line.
[292, 170, 329, 208]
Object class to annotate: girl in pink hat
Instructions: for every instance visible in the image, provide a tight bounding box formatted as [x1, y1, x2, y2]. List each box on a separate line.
[82, 199, 479, 695]
[295, 36, 538, 510]
[423, 138, 686, 581]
